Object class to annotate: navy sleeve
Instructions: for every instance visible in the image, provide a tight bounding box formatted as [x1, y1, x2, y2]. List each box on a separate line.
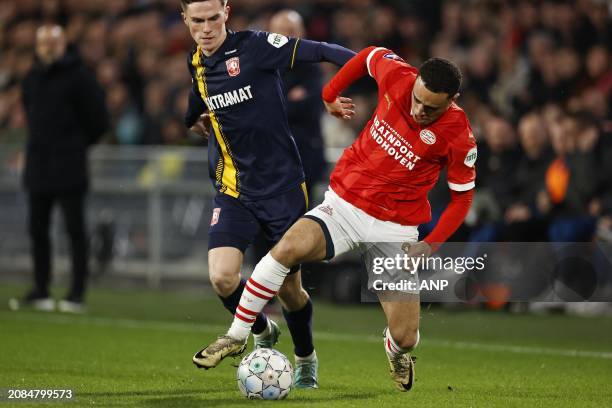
[185, 85, 206, 128]
[249, 31, 300, 70]
[295, 39, 356, 67]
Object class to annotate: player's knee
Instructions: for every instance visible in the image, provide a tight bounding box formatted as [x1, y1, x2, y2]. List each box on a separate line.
[389, 326, 419, 350]
[208, 267, 240, 297]
[270, 238, 302, 267]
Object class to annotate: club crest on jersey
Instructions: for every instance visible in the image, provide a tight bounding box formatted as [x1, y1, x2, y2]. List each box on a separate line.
[211, 208, 221, 226]
[383, 53, 404, 62]
[464, 147, 478, 167]
[419, 129, 436, 145]
[267, 33, 289, 48]
[226, 57, 240, 77]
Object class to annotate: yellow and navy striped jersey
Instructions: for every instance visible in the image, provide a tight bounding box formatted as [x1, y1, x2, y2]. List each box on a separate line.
[186, 30, 306, 200]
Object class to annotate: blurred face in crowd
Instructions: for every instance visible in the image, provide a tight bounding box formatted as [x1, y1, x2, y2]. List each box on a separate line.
[182, 0, 229, 56]
[518, 113, 548, 159]
[550, 117, 578, 155]
[485, 116, 515, 153]
[35, 25, 66, 66]
[411, 77, 456, 126]
[269, 10, 304, 38]
[586, 45, 608, 79]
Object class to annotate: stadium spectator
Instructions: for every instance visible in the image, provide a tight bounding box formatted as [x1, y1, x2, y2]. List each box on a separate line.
[544, 112, 599, 241]
[470, 115, 520, 241]
[502, 111, 553, 241]
[269, 9, 326, 203]
[8, 24, 108, 313]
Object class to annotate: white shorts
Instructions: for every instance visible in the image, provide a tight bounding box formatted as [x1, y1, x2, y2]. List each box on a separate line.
[303, 188, 420, 294]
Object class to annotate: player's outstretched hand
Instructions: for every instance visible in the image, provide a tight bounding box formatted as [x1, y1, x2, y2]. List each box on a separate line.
[324, 96, 355, 120]
[401, 241, 432, 258]
[190, 113, 212, 140]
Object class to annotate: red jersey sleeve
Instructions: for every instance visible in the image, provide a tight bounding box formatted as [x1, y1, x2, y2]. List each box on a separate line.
[446, 123, 477, 192]
[366, 47, 417, 84]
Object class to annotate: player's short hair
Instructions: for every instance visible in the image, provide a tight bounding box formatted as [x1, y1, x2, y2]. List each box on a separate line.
[418, 57, 462, 98]
[180, 0, 227, 10]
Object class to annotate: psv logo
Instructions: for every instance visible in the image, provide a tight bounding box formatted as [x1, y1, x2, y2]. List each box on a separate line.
[226, 57, 240, 77]
[419, 129, 436, 145]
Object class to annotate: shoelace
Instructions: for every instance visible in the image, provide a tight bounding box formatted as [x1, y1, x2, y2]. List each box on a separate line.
[391, 355, 410, 376]
[295, 362, 317, 385]
[391, 355, 416, 376]
[207, 335, 239, 354]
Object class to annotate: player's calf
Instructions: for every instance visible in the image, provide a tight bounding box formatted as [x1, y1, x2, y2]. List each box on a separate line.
[388, 325, 419, 350]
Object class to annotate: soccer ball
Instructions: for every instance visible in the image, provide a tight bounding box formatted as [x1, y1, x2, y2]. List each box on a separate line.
[236, 348, 293, 400]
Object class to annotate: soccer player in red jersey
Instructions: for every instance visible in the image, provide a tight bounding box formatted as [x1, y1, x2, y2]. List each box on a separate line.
[195, 46, 477, 391]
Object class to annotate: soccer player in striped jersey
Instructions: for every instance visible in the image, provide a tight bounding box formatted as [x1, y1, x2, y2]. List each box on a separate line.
[194, 46, 477, 392]
[181, 0, 355, 388]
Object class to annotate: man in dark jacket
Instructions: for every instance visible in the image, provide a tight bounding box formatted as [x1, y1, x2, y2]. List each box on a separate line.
[270, 10, 327, 203]
[9, 25, 109, 313]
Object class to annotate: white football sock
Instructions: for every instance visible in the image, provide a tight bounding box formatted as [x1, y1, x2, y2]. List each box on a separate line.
[228, 253, 289, 340]
[295, 350, 317, 363]
[384, 328, 419, 358]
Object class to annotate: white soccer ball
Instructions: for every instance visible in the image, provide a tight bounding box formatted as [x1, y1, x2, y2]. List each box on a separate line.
[237, 348, 293, 400]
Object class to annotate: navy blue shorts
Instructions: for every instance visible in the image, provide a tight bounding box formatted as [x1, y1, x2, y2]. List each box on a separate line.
[208, 182, 308, 254]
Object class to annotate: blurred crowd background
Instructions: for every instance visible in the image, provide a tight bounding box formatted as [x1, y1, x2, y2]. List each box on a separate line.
[1, 0, 611, 245]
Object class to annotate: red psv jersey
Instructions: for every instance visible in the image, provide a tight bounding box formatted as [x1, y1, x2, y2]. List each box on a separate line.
[330, 48, 477, 226]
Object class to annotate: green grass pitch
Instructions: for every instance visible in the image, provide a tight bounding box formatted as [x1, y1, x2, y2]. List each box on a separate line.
[1, 284, 611, 407]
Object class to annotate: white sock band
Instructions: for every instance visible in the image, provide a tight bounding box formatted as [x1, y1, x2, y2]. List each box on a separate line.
[385, 328, 420, 355]
[228, 253, 290, 340]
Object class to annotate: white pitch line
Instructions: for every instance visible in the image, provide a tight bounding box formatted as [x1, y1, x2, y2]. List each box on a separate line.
[2, 312, 612, 360]
[423, 339, 612, 360]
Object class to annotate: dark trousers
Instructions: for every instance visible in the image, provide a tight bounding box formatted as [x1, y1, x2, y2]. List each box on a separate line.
[28, 190, 89, 300]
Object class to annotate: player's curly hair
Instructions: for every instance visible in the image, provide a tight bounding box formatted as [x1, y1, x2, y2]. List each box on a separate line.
[419, 58, 462, 98]
[180, 0, 227, 10]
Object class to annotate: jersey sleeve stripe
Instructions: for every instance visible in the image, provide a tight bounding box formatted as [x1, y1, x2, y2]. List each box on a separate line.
[366, 47, 387, 77]
[448, 181, 475, 191]
[300, 181, 309, 209]
[290, 38, 300, 69]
